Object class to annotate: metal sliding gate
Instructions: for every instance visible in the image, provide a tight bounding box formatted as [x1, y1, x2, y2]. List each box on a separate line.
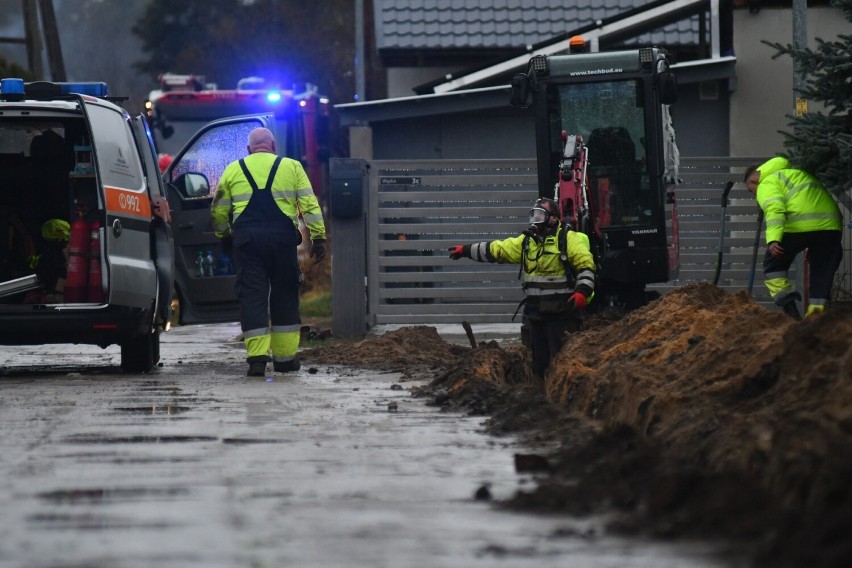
[366, 160, 538, 325]
[329, 156, 842, 331]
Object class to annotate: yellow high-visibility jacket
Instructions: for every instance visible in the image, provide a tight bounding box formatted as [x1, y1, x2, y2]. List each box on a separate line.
[210, 152, 326, 241]
[468, 224, 596, 297]
[756, 157, 842, 244]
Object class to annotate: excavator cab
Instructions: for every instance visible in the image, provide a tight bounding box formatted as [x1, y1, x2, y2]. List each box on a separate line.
[512, 46, 679, 311]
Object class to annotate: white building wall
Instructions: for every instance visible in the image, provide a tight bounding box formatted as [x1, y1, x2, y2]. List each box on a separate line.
[731, 7, 848, 157]
[386, 66, 464, 98]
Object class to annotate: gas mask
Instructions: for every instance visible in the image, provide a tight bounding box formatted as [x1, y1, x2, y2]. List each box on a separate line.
[525, 203, 555, 243]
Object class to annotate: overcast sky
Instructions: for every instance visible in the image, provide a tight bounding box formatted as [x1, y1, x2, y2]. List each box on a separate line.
[0, 0, 153, 109]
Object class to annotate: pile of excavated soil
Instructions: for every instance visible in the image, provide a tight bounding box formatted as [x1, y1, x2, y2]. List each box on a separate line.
[302, 324, 468, 379]
[301, 284, 852, 567]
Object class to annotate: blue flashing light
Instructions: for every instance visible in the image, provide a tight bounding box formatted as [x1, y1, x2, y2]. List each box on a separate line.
[1, 78, 25, 95]
[2, 79, 109, 99]
[59, 82, 109, 97]
[266, 90, 282, 103]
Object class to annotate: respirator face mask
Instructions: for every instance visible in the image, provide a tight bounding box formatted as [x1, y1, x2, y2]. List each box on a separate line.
[528, 206, 551, 236]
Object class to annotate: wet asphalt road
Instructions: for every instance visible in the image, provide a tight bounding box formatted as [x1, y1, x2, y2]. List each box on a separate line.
[0, 324, 734, 568]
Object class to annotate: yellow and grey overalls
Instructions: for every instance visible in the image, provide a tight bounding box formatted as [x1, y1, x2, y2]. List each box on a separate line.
[755, 157, 843, 315]
[211, 152, 326, 364]
[466, 223, 596, 376]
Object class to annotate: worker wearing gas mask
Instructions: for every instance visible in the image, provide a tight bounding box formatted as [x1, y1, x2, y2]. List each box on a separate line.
[744, 157, 843, 320]
[449, 197, 596, 376]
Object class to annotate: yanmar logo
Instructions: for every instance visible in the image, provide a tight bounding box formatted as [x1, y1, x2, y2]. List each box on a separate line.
[631, 228, 658, 235]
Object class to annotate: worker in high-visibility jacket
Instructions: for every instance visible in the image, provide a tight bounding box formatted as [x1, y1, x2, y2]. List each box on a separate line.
[449, 197, 596, 376]
[744, 156, 843, 320]
[211, 127, 326, 377]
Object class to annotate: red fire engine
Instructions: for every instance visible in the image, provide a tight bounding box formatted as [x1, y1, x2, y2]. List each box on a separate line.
[146, 73, 331, 200]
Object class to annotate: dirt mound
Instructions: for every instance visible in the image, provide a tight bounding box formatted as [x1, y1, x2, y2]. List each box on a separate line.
[541, 284, 852, 566]
[301, 325, 468, 378]
[302, 285, 852, 566]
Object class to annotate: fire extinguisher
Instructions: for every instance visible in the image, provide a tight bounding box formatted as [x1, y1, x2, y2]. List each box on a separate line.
[65, 207, 90, 303]
[87, 219, 104, 303]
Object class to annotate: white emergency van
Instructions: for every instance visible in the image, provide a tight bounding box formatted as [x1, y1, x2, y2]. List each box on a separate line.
[0, 78, 270, 371]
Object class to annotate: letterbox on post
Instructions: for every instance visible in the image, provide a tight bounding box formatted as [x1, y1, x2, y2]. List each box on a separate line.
[330, 160, 367, 219]
[329, 158, 368, 338]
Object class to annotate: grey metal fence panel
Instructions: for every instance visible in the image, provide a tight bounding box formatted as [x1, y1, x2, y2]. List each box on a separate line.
[362, 157, 820, 326]
[367, 160, 538, 325]
[648, 156, 777, 303]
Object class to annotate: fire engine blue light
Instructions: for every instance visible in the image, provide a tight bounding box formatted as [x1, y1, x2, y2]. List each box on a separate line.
[1, 78, 25, 94]
[59, 82, 109, 97]
[266, 91, 282, 103]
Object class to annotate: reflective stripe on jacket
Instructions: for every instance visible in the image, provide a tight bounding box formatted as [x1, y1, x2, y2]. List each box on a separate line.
[756, 157, 842, 244]
[468, 224, 595, 296]
[211, 152, 326, 240]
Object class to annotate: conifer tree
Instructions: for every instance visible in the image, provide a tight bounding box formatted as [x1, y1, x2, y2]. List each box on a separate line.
[0, 58, 33, 81]
[763, 0, 852, 211]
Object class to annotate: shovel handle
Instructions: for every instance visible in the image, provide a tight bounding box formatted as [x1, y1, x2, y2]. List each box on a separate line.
[461, 320, 477, 349]
[721, 180, 734, 207]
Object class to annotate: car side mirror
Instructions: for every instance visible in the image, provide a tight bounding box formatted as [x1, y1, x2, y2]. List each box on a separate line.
[658, 71, 677, 105]
[174, 172, 210, 199]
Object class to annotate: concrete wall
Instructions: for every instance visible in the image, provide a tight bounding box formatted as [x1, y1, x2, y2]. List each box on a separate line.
[670, 80, 731, 156]
[370, 107, 535, 160]
[730, 6, 846, 157]
[386, 66, 463, 98]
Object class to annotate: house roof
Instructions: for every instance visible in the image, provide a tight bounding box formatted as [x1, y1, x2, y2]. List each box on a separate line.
[422, 0, 713, 93]
[375, 0, 702, 53]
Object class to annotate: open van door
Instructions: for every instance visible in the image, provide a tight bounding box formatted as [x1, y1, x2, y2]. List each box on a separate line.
[163, 114, 275, 324]
[131, 113, 174, 329]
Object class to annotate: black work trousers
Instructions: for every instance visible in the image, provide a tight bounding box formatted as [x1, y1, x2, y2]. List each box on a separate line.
[233, 226, 301, 336]
[764, 230, 843, 305]
[525, 311, 583, 377]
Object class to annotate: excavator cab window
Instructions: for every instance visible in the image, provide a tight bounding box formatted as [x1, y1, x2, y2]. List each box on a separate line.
[547, 79, 654, 228]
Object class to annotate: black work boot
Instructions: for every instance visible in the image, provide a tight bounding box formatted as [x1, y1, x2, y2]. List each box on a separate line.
[273, 358, 301, 373]
[246, 357, 269, 377]
[779, 293, 803, 321]
[782, 302, 803, 321]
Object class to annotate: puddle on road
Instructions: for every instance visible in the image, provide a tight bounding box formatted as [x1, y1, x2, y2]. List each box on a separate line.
[62, 434, 218, 444]
[38, 487, 190, 504]
[27, 512, 175, 531]
[221, 438, 288, 445]
[111, 405, 192, 416]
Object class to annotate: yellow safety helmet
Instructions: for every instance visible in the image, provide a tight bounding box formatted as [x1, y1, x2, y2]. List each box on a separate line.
[41, 218, 70, 241]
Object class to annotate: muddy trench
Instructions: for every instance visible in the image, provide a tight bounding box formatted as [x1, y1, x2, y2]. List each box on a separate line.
[302, 283, 852, 568]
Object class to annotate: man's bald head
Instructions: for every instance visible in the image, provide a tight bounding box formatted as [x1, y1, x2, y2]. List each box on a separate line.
[247, 127, 276, 154]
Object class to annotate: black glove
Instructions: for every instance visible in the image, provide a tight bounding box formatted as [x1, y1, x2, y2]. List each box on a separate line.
[221, 235, 233, 256]
[310, 239, 326, 263]
[449, 245, 470, 260]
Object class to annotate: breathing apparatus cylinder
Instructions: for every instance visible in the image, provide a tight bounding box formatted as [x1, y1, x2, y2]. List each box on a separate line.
[65, 208, 90, 302]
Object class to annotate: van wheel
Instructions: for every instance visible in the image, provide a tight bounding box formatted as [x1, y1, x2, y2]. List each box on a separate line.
[121, 331, 160, 373]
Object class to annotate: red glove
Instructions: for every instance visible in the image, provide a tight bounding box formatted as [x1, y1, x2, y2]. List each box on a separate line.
[566, 292, 587, 311]
[449, 245, 467, 260]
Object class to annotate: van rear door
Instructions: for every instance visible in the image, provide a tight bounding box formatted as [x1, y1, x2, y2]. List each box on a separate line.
[83, 99, 157, 311]
[164, 114, 274, 324]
